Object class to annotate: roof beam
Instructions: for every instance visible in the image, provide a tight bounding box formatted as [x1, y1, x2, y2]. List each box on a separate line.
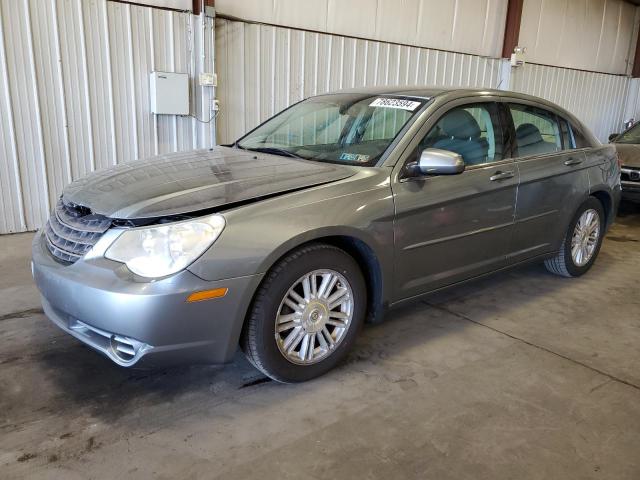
[633, 27, 640, 77]
[501, 0, 524, 59]
[192, 0, 214, 15]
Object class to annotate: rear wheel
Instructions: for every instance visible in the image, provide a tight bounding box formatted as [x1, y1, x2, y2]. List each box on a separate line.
[241, 243, 366, 383]
[544, 198, 605, 277]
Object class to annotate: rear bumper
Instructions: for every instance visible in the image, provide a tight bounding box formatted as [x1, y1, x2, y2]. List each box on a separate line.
[32, 231, 263, 367]
[621, 180, 640, 203]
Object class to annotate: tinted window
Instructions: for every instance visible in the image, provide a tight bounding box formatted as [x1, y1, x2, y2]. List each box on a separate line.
[509, 103, 561, 157]
[416, 103, 504, 166]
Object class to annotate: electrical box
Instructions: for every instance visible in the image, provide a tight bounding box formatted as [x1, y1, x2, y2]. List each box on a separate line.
[510, 46, 526, 67]
[150, 71, 189, 115]
[199, 72, 217, 87]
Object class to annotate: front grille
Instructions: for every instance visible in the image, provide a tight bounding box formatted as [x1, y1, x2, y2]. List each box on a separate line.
[44, 198, 111, 264]
[622, 167, 640, 183]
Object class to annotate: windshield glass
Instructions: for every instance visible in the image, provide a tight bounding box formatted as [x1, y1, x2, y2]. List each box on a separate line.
[614, 122, 640, 144]
[236, 94, 426, 166]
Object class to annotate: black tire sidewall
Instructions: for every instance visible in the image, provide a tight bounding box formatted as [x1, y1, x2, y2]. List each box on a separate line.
[250, 246, 366, 382]
[562, 198, 605, 277]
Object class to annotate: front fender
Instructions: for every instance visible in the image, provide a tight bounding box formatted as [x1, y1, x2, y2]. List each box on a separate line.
[251, 225, 385, 277]
[187, 170, 395, 297]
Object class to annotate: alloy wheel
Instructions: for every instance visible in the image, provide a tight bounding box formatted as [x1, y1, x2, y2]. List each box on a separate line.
[275, 269, 354, 365]
[571, 208, 600, 267]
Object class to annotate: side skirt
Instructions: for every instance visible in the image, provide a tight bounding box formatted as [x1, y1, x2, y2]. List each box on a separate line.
[387, 252, 555, 310]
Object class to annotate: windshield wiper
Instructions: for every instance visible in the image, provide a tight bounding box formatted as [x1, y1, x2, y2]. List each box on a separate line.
[243, 146, 306, 159]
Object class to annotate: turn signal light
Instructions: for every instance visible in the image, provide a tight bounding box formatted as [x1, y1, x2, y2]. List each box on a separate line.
[186, 288, 228, 303]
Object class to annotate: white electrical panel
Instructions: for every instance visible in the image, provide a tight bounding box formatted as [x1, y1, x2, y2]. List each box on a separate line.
[150, 71, 189, 115]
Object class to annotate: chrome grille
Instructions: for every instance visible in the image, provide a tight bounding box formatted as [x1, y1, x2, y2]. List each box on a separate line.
[44, 198, 111, 264]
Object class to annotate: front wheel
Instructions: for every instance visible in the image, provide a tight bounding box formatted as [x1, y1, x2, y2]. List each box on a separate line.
[544, 198, 605, 277]
[241, 243, 366, 383]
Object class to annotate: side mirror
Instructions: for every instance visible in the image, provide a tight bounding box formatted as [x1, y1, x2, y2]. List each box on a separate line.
[413, 148, 465, 176]
[608, 133, 619, 142]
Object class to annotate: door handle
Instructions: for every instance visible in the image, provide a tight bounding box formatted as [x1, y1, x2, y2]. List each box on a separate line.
[489, 170, 515, 181]
[564, 158, 583, 166]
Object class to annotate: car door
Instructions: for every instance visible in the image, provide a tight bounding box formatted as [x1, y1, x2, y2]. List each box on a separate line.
[504, 102, 590, 263]
[392, 99, 518, 301]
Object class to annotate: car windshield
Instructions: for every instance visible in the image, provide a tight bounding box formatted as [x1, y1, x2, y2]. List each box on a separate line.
[236, 94, 426, 166]
[614, 122, 640, 144]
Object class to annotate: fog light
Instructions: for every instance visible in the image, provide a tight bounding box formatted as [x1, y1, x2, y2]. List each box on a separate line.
[110, 335, 138, 363]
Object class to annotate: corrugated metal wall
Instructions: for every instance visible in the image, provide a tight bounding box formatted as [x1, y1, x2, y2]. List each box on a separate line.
[0, 0, 215, 234]
[217, 17, 633, 146]
[215, 18, 504, 144]
[2, 8, 637, 234]
[519, 0, 638, 75]
[621, 78, 640, 127]
[215, 0, 509, 58]
[511, 63, 630, 142]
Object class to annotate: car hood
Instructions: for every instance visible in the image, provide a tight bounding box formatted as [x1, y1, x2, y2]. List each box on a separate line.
[62, 147, 357, 219]
[613, 143, 640, 168]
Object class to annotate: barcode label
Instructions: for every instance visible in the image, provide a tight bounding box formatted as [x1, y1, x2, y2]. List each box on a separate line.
[369, 98, 422, 111]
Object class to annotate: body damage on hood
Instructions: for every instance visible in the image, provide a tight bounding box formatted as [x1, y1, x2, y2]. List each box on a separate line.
[62, 146, 357, 221]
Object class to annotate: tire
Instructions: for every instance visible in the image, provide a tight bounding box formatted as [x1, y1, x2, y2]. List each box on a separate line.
[544, 197, 605, 277]
[241, 243, 366, 383]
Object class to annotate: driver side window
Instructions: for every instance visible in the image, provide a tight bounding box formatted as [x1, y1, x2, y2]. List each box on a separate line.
[416, 103, 504, 166]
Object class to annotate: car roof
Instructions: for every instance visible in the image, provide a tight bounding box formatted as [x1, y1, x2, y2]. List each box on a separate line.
[319, 85, 551, 103]
[320, 85, 582, 119]
[322, 85, 447, 99]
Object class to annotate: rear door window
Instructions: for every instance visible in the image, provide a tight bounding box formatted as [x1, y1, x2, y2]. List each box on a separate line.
[508, 103, 562, 157]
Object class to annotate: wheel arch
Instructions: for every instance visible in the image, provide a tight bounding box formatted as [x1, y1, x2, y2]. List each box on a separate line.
[249, 228, 387, 329]
[311, 235, 385, 324]
[590, 190, 613, 228]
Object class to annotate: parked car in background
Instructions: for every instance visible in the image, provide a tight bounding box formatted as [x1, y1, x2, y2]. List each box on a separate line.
[32, 87, 620, 383]
[609, 124, 640, 203]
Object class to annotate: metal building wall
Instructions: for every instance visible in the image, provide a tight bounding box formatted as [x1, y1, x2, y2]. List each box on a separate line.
[216, 17, 633, 147]
[519, 0, 639, 75]
[2, 5, 636, 234]
[621, 78, 640, 128]
[510, 63, 630, 142]
[215, 18, 504, 144]
[215, 0, 509, 58]
[0, 0, 215, 234]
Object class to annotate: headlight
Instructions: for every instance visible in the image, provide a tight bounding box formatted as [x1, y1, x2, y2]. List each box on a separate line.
[105, 215, 225, 278]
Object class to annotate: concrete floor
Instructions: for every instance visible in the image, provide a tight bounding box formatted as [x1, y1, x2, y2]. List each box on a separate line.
[1, 206, 640, 480]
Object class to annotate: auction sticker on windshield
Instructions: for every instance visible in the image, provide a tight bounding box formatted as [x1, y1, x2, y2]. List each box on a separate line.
[339, 153, 370, 162]
[369, 98, 422, 111]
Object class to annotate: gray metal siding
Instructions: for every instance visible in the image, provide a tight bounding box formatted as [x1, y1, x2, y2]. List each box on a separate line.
[0, 0, 215, 234]
[215, 0, 509, 58]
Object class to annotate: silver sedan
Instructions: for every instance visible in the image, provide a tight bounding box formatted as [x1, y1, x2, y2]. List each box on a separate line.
[32, 87, 621, 382]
